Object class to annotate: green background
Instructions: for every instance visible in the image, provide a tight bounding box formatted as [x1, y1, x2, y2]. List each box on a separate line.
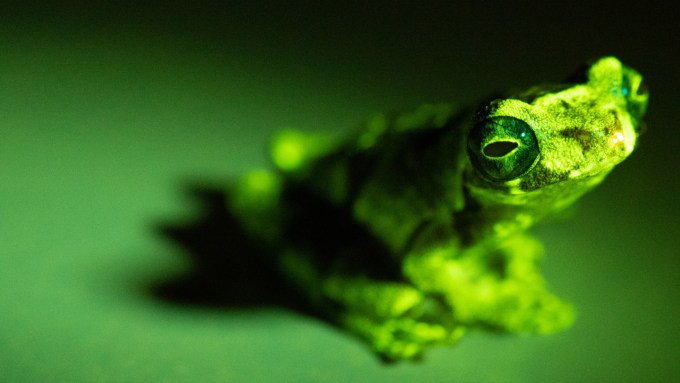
[1, 2, 678, 382]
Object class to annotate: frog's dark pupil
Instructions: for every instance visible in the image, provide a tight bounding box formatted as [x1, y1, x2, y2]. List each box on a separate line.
[483, 141, 518, 157]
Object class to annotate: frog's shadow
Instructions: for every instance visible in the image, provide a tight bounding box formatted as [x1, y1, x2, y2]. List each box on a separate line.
[149, 185, 313, 315]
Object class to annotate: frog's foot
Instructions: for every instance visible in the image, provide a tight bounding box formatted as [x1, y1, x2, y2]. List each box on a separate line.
[322, 276, 463, 361]
[405, 234, 575, 334]
[342, 313, 464, 362]
[474, 235, 576, 333]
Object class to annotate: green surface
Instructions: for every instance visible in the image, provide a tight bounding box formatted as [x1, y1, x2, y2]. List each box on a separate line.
[1, 3, 678, 382]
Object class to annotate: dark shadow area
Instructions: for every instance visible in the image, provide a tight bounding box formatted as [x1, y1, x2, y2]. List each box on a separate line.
[150, 185, 312, 314]
[149, 180, 401, 317]
[149, 181, 408, 364]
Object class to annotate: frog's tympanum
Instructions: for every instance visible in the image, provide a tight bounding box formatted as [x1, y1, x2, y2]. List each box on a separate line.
[227, 57, 648, 361]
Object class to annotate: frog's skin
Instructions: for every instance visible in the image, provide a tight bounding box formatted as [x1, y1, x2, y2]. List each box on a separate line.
[228, 57, 648, 361]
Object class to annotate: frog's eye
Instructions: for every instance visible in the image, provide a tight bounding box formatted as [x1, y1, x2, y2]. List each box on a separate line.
[467, 117, 540, 181]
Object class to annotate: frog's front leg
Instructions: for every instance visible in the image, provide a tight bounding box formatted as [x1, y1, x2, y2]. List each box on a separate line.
[321, 276, 463, 361]
[405, 233, 575, 334]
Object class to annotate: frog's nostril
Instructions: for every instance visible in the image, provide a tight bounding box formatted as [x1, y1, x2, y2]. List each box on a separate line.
[483, 141, 518, 157]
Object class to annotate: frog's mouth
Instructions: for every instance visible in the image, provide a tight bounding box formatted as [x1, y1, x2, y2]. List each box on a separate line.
[464, 166, 611, 212]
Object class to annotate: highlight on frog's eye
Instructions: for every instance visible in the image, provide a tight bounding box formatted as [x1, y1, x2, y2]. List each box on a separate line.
[225, 56, 648, 362]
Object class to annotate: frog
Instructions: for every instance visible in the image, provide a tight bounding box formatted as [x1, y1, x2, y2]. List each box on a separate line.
[226, 56, 648, 361]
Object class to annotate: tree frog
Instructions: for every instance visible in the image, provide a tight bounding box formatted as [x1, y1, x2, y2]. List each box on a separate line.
[227, 57, 648, 361]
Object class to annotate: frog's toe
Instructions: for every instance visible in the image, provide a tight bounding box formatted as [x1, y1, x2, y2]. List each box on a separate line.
[270, 129, 336, 173]
[343, 314, 464, 361]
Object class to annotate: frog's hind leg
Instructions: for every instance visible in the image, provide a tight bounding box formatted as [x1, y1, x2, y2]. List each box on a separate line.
[228, 127, 337, 241]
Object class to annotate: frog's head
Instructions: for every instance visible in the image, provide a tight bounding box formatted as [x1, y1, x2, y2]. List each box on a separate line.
[466, 57, 648, 209]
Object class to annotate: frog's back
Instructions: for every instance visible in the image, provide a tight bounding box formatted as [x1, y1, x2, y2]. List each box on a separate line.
[230, 103, 470, 258]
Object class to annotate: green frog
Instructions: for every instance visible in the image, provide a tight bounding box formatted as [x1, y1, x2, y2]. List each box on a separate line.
[227, 57, 648, 361]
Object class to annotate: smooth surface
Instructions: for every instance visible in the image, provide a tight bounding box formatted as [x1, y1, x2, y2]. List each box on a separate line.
[1, 2, 678, 382]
